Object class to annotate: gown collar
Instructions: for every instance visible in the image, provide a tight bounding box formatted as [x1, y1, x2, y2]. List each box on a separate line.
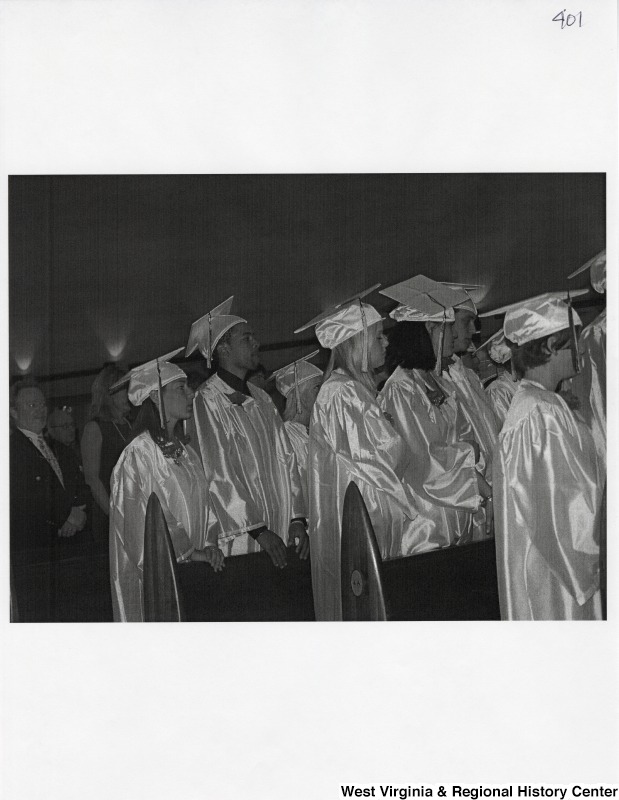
[217, 367, 251, 396]
[519, 378, 547, 391]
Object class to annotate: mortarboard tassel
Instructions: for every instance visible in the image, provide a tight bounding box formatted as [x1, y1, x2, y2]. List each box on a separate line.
[360, 300, 368, 372]
[294, 361, 301, 416]
[566, 290, 581, 374]
[206, 313, 213, 369]
[155, 358, 167, 431]
[434, 311, 446, 376]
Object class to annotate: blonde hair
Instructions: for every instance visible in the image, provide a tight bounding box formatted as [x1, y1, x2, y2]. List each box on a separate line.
[322, 324, 379, 396]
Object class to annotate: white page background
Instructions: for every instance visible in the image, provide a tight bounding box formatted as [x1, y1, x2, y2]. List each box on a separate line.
[1, 2, 617, 798]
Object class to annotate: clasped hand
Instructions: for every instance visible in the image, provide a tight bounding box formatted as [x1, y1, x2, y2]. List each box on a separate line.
[192, 546, 225, 572]
[58, 506, 87, 537]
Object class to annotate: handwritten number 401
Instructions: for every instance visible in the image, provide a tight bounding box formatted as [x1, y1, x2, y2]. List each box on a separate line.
[553, 10, 583, 28]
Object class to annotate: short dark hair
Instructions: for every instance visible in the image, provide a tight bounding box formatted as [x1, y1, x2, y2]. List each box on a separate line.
[9, 377, 43, 409]
[385, 322, 436, 374]
[211, 328, 235, 370]
[508, 327, 573, 379]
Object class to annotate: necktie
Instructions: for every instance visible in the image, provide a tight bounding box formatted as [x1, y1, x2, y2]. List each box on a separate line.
[37, 436, 65, 488]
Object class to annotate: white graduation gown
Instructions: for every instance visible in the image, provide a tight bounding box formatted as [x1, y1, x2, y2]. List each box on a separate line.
[308, 370, 421, 621]
[192, 374, 305, 556]
[569, 308, 606, 467]
[379, 367, 484, 546]
[486, 371, 518, 427]
[444, 356, 500, 482]
[109, 432, 218, 622]
[284, 420, 309, 508]
[493, 380, 602, 620]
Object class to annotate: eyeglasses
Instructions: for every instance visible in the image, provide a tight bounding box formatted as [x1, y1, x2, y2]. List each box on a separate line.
[49, 423, 75, 430]
[21, 401, 47, 410]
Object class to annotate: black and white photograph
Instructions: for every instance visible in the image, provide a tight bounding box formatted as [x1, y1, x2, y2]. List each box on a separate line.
[7, 172, 607, 624]
[1, 2, 617, 799]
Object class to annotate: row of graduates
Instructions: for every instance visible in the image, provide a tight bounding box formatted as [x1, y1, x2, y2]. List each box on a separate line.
[110, 256, 605, 622]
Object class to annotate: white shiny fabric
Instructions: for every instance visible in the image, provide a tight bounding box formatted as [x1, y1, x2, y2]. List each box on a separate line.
[590, 256, 606, 293]
[486, 371, 518, 427]
[488, 334, 511, 365]
[444, 356, 500, 482]
[109, 432, 218, 622]
[191, 375, 305, 556]
[493, 380, 602, 620]
[308, 370, 422, 621]
[315, 302, 382, 349]
[390, 304, 455, 323]
[284, 421, 309, 508]
[569, 309, 606, 466]
[379, 367, 484, 545]
[275, 359, 322, 398]
[504, 295, 582, 345]
[128, 361, 186, 407]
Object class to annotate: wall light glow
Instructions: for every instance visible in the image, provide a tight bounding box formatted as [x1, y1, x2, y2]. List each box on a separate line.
[12, 328, 40, 375]
[93, 308, 132, 363]
[15, 353, 34, 373]
[105, 335, 127, 360]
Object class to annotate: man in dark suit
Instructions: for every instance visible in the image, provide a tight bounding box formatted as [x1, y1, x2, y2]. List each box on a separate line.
[10, 379, 90, 621]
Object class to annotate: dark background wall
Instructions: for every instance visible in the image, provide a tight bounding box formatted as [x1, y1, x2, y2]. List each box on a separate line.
[9, 173, 605, 397]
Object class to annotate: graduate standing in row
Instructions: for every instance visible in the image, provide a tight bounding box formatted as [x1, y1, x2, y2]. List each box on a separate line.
[187, 298, 308, 568]
[479, 287, 588, 428]
[443, 288, 501, 497]
[378, 276, 491, 548]
[567, 250, 606, 467]
[109, 352, 224, 623]
[567, 250, 607, 616]
[493, 293, 603, 620]
[296, 289, 422, 621]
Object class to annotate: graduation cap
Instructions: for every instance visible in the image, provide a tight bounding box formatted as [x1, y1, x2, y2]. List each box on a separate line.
[567, 250, 606, 294]
[380, 275, 469, 320]
[479, 290, 584, 366]
[294, 284, 382, 372]
[109, 347, 184, 394]
[439, 281, 486, 314]
[479, 289, 588, 321]
[186, 296, 247, 368]
[273, 350, 323, 415]
[380, 275, 469, 375]
[126, 347, 186, 427]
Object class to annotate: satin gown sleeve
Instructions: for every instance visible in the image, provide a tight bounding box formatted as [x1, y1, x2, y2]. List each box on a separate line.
[284, 421, 309, 509]
[380, 368, 480, 512]
[493, 382, 602, 620]
[568, 309, 606, 466]
[445, 357, 500, 481]
[319, 382, 417, 516]
[486, 372, 518, 427]
[273, 403, 306, 521]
